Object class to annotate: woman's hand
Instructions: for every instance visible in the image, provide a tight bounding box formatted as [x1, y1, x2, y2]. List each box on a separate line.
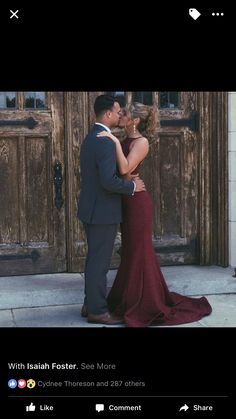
[97, 131, 119, 143]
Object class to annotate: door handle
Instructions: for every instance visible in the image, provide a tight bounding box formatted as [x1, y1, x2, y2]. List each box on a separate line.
[53, 161, 63, 210]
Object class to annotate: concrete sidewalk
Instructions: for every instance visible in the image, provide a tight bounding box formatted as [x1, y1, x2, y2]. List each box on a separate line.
[0, 266, 236, 327]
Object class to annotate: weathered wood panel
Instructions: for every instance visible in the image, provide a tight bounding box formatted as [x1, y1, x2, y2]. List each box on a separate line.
[159, 135, 181, 235]
[0, 137, 20, 243]
[65, 92, 90, 272]
[138, 93, 199, 265]
[0, 92, 67, 275]
[198, 91, 228, 266]
[25, 137, 50, 243]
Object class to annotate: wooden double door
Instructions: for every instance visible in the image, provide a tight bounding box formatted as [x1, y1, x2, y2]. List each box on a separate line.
[0, 92, 228, 276]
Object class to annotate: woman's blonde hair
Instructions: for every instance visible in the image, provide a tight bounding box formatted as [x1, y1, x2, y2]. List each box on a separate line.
[127, 102, 157, 139]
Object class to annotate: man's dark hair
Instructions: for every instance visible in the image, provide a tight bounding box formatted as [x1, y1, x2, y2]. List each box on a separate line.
[94, 94, 117, 117]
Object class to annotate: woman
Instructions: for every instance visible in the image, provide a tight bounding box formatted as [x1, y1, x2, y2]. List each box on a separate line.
[97, 102, 212, 327]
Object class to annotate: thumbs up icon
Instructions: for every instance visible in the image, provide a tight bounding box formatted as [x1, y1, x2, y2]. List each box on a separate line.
[26, 402, 36, 412]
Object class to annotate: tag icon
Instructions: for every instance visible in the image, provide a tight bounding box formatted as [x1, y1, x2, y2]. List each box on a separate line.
[189, 8, 201, 20]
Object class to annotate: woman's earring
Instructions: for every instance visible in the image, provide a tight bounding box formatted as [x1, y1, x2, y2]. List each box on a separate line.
[133, 124, 136, 134]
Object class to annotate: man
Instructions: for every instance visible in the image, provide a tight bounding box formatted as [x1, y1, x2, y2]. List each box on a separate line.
[78, 95, 145, 325]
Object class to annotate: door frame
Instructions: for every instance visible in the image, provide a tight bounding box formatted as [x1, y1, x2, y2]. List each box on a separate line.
[198, 92, 228, 266]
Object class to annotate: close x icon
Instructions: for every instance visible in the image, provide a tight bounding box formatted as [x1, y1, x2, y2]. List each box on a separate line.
[9, 9, 19, 19]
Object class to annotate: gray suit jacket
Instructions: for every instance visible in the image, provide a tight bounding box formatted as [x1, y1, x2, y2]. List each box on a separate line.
[77, 124, 134, 224]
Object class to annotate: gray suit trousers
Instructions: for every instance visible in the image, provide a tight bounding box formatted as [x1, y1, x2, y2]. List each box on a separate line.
[83, 223, 118, 314]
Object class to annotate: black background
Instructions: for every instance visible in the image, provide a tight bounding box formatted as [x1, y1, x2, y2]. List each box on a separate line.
[0, 2, 235, 90]
[1, 328, 233, 416]
[0, 2, 235, 416]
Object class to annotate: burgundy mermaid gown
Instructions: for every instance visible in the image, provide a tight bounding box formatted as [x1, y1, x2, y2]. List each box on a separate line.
[107, 137, 212, 327]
